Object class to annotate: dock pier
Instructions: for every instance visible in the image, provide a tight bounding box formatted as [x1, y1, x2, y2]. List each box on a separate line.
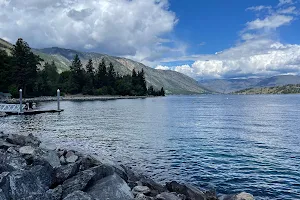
[0, 89, 64, 115]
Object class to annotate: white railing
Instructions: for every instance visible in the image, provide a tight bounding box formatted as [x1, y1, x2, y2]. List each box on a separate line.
[0, 104, 25, 113]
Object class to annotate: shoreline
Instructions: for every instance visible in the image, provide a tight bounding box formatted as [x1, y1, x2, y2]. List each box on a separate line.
[0, 132, 254, 200]
[0, 95, 148, 104]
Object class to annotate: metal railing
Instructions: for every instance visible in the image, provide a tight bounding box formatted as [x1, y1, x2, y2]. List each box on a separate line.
[0, 104, 25, 113]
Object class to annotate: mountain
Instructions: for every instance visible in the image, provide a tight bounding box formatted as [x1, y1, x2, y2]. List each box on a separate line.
[1, 38, 208, 94]
[199, 75, 300, 93]
[233, 84, 300, 94]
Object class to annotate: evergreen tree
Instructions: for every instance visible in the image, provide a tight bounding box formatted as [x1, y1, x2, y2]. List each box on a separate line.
[0, 50, 12, 92]
[96, 58, 107, 88]
[69, 54, 85, 94]
[137, 69, 147, 95]
[11, 38, 42, 97]
[83, 59, 94, 95]
[160, 87, 165, 96]
[107, 62, 116, 86]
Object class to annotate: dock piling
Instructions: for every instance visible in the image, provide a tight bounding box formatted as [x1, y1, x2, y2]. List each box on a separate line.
[19, 89, 23, 114]
[57, 89, 60, 111]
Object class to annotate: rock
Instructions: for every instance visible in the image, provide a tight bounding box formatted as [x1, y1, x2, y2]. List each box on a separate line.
[65, 151, 75, 158]
[6, 133, 40, 147]
[46, 185, 63, 200]
[57, 149, 66, 158]
[0, 139, 16, 150]
[89, 164, 115, 184]
[40, 142, 57, 151]
[66, 155, 78, 163]
[59, 156, 67, 165]
[219, 192, 254, 200]
[156, 192, 183, 200]
[132, 186, 151, 195]
[135, 193, 152, 200]
[0, 189, 8, 200]
[6, 147, 18, 155]
[61, 169, 96, 198]
[235, 192, 254, 200]
[55, 162, 80, 184]
[0, 152, 27, 172]
[86, 173, 134, 200]
[166, 181, 206, 200]
[30, 164, 54, 188]
[7, 167, 52, 200]
[0, 172, 10, 199]
[19, 146, 36, 155]
[36, 149, 61, 168]
[79, 155, 101, 171]
[140, 176, 166, 195]
[63, 191, 93, 200]
[114, 164, 129, 182]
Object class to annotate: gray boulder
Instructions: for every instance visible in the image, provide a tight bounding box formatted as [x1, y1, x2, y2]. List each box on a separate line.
[62, 169, 96, 198]
[219, 192, 254, 200]
[135, 193, 152, 200]
[166, 181, 206, 200]
[19, 146, 36, 155]
[0, 152, 27, 172]
[35, 149, 61, 168]
[0, 172, 10, 200]
[86, 173, 134, 200]
[45, 185, 63, 200]
[63, 190, 93, 200]
[6, 133, 40, 147]
[0, 139, 16, 150]
[156, 192, 183, 200]
[7, 166, 53, 200]
[79, 155, 101, 171]
[132, 186, 151, 195]
[66, 155, 78, 163]
[55, 162, 80, 184]
[0, 189, 8, 200]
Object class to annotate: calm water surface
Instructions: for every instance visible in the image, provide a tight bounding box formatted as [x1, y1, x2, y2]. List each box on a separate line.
[0, 95, 299, 200]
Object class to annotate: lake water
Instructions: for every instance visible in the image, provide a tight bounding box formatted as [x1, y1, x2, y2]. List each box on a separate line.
[0, 95, 299, 200]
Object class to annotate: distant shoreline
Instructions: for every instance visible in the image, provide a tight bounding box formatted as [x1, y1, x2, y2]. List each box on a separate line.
[0, 95, 148, 104]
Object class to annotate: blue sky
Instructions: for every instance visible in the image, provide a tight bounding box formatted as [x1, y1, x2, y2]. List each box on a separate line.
[1, 0, 300, 79]
[167, 0, 300, 54]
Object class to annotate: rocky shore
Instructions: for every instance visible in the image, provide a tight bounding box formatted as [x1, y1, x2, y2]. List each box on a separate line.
[0, 95, 147, 104]
[0, 132, 254, 200]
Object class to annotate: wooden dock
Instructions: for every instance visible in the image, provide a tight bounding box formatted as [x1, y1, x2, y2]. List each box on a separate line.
[5, 109, 64, 115]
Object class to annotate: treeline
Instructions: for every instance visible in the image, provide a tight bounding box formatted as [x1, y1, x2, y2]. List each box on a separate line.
[0, 38, 165, 97]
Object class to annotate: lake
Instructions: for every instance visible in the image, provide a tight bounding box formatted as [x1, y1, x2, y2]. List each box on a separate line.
[0, 95, 299, 200]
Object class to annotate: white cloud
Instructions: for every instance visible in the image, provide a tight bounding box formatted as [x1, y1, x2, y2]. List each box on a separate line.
[278, 0, 295, 6]
[246, 15, 293, 30]
[0, 0, 178, 63]
[246, 5, 272, 12]
[172, 39, 300, 79]
[155, 65, 170, 70]
[277, 6, 299, 14]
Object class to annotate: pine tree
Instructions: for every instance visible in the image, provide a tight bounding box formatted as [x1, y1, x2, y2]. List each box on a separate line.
[11, 38, 42, 97]
[83, 59, 94, 95]
[96, 58, 107, 88]
[69, 54, 84, 94]
[107, 62, 116, 86]
[160, 87, 165, 96]
[138, 69, 147, 95]
[0, 50, 12, 92]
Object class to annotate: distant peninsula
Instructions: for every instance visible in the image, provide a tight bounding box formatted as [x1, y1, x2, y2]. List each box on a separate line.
[233, 84, 300, 95]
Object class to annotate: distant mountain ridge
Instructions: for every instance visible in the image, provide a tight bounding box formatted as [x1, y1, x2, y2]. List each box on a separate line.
[0, 38, 208, 94]
[199, 75, 300, 93]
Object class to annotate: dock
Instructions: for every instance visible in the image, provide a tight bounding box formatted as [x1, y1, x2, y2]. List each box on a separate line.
[5, 109, 64, 116]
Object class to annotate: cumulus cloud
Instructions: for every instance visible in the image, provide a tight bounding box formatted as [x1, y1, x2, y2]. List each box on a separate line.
[0, 0, 178, 62]
[174, 39, 300, 79]
[155, 65, 170, 70]
[167, 0, 300, 79]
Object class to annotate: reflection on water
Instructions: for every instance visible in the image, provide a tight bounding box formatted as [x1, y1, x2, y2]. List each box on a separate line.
[0, 95, 300, 200]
